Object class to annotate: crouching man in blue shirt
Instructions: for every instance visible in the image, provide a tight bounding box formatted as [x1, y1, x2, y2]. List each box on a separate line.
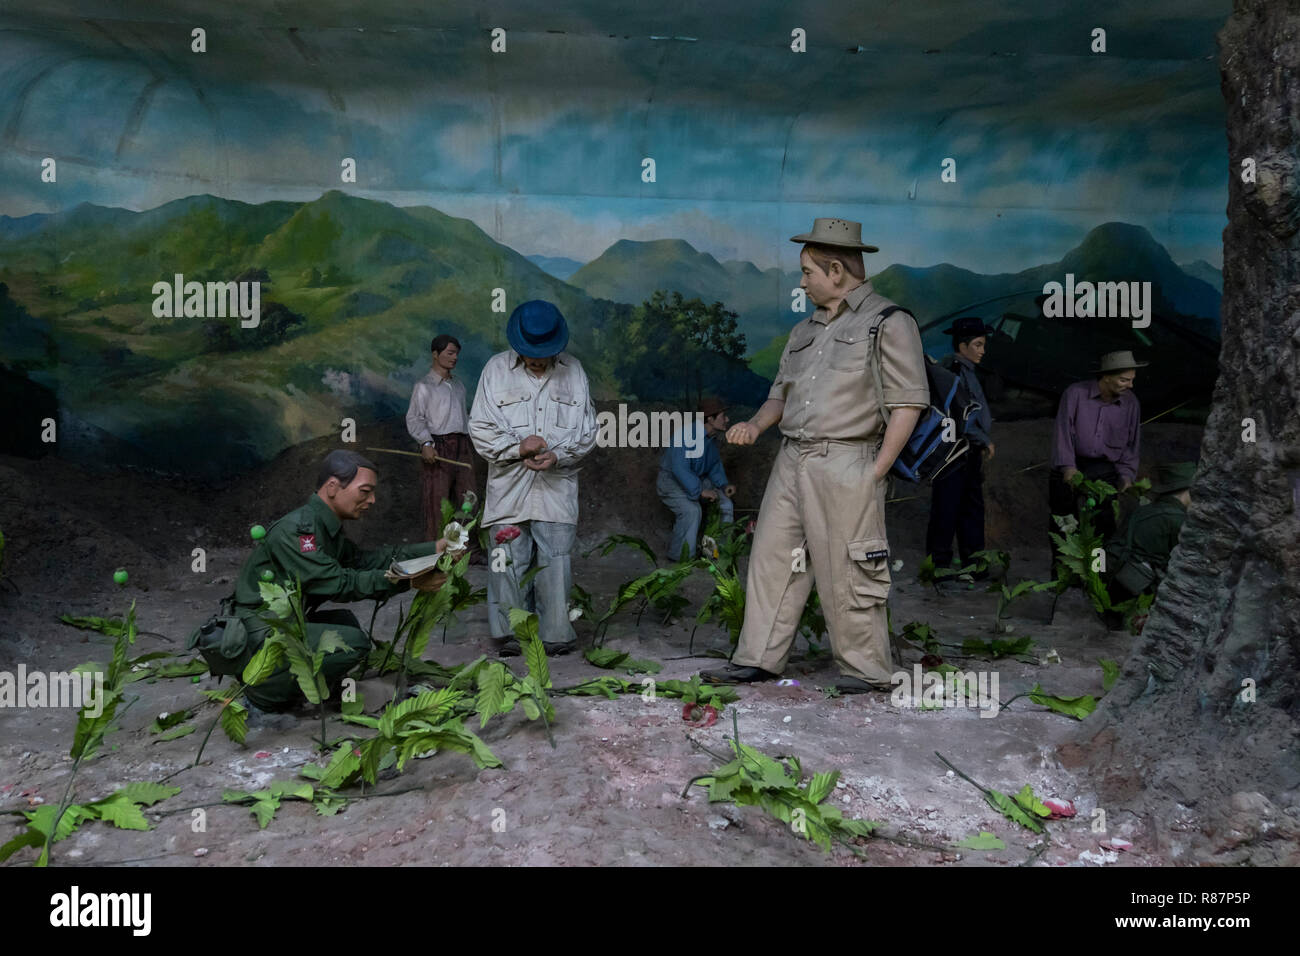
[656, 396, 736, 561]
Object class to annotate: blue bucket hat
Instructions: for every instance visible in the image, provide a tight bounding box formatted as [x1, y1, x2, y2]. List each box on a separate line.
[507, 300, 569, 358]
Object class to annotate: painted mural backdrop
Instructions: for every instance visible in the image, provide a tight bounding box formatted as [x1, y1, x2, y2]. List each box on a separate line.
[0, 1, 1227, 478]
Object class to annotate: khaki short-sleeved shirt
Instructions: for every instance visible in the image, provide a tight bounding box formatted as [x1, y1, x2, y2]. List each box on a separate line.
[769, 280, 929, 441]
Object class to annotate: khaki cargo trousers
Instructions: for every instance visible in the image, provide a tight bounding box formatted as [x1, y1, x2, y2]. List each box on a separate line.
[731, 437, 894, 683]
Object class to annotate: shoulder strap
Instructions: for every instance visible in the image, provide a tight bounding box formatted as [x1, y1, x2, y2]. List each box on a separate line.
[868, 306, 911, 428]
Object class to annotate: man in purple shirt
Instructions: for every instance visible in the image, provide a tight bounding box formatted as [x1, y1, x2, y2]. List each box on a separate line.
[1049, 350, 1147, 548]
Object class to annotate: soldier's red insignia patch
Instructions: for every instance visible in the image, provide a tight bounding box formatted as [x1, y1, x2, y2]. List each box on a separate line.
[299, 534, 317, 553]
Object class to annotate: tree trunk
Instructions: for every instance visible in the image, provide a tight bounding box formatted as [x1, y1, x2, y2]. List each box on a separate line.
[1065, 0, 1300, 864]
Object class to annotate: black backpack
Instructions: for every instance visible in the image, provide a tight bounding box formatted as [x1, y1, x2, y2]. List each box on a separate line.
[869, 306, 981, 483]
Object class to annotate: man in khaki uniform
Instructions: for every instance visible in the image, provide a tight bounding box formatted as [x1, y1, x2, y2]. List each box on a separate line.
[701, 218, 928, 693]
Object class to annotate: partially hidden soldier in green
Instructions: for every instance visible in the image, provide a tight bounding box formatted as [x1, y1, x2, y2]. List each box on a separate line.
[1101, 461, 1195, 629]
[189, 450, 447, 713]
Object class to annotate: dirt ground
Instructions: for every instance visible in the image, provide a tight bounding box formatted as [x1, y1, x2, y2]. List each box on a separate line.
[0, 416, 1208, 867]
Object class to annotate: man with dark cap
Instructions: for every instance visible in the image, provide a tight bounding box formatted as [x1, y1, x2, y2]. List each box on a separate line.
[1102, 461, 1195, 623]
[657, 396, 736, 561]
[925, 316, 995, 573]
[469, 300, 598, 655]
[1050, 350, 1146, 547]
[701, 217, 928, 694]
[190, 449, 448, 712]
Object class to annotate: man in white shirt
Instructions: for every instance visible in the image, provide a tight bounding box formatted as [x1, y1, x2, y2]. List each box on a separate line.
[405, 333, 474, 541]
[469, 301, 598, 654]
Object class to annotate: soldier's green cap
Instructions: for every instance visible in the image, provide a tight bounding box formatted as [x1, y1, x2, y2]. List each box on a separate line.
[1152, 462, 1196, 494]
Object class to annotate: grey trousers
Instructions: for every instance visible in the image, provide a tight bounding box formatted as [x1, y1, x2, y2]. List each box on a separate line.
[487, 520, 577, 645]
[657, 470, 734, 562]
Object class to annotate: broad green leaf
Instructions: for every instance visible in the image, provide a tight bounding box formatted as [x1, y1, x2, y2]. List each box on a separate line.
[475, 660, 509, 729]
[24, 804, 95, 843]
[282, 641, 323, 704]
[242, 639, 285, 686]
[93, 795, 150, 831]
[358, 738, 390, 785]
[1099, 658, 1120, 693]
[155, 724, 196, 741]
[148, 709, 192, 733]
[112, 782, 181, 806]
[0, 828, 45, 863]
[378, 687, 463, 738]
[221, 698, 248, 745]
[521, 636, 551, 692]
[465, 730, 504, 769]
[520, 697, 540, 720]
[584, 647, 627, 669]
[1027, 683, 1098, 720]
[269, 781, 315, 801]
[257, 581, 292, 619]
[708, 774, 744, 802]
[152, 658, 208, 679]
[59, 614, 125, 636]
[805, 770, 839, 805]
[1013, 784, 1052, 818]
[984, 787, 1044, 833]
[251, 796, 280, 829]
[315, 629, 350, 658]
[836, 818, 880, 839]
[954, 831, 1006, 850]
[340, 713, 381, 729]
[448, 654, 490, 692]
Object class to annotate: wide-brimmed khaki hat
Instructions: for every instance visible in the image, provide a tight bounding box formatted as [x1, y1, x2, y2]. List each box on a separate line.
[789, 218, 879, 252]
[1092, 350, 1149, 373]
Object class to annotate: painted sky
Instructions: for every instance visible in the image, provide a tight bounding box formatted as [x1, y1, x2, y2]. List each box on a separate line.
[0, 0, 1230, 272]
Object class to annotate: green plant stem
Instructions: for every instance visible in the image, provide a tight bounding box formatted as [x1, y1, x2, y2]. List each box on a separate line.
[153, 785, 426, 818]
[193, 682, 244, 768]
[41, 751, 86, 865]
[935, 751, 991, 796]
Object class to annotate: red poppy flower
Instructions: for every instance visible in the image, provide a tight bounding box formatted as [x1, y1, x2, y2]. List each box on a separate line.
[495, 525, 522, 544]
[682, 703, 718, 728]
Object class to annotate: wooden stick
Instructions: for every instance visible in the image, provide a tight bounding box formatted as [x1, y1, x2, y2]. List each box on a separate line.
[1019, 401, 1195, 474]
[366, 446, 471, 469]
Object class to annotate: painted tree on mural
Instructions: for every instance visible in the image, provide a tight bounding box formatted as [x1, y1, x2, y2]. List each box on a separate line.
[1082, 0, 1300, 865]
[611, 290, 761, 407]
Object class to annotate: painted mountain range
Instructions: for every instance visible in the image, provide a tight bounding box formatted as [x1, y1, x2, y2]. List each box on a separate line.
[0, 193, 1219, 477]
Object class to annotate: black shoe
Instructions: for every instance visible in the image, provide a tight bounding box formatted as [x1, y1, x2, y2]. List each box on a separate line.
[543, 641, 576, 656]
[834, 675, 894, 695]
[490, 637, 521, 658]
[700, 664, 779, 685]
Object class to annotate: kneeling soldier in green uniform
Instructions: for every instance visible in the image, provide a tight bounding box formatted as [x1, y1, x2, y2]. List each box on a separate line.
[1102, 461, 1195, 626]
[191, 450, 446, 712]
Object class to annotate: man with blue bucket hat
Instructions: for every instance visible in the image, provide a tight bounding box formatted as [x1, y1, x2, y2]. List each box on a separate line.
[469, 300, 598, 655]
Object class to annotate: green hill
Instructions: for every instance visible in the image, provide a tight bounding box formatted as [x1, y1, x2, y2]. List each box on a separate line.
[0, 191, 623, 479]
[568, 238, 799, 356]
